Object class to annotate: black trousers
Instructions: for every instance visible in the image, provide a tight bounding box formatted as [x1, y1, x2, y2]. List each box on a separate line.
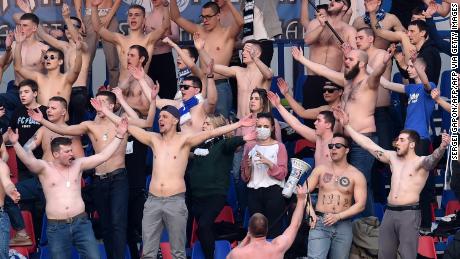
[191, 195, 227, 259]
[301, 75, 328, 128]
[69, 87, 89, 125]
[248, 185, 286, 238]
[148, 52, 177, 100]
[416, 138, 435, 229]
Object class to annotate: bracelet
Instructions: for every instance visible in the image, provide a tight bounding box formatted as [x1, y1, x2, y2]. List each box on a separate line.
[115, 135, 124, 139]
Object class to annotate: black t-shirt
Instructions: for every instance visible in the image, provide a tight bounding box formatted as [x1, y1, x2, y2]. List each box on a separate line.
[9, 105, 48, 175]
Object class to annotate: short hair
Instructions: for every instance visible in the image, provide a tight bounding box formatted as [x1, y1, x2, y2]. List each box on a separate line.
[129, 4, 145, 15]
[243, 39, 262, 53]
[207, 113, 228, 129]
[49, 96, 68, 110]
[47, 47, 64, 60]
[248, 213, 268, 238]
[96, 91, 117, 105]
[130, 45, 149, 67]
[183, 75, 203, 92]
[251, 88, 271, 113]
[319, 111, 335, 130]
[400, 129, 420, 147]
[202, 1, 220, 13]
[50, 137, 72, 153]
[409, 20, 429, 38]
[357, 27, 375, 39]
[184, 46, 199, 63]
[256, 112, 276, 139]
[411, 6, 425, 16]
[317, 4, 329, 12]
[20, 13, 39, 25]
[332, 132, 351, 147]
[18, 79, 38, 92]
[70, 16, 82, 28]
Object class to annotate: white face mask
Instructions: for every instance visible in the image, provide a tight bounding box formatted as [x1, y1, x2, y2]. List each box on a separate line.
[256, 127, 271, 140]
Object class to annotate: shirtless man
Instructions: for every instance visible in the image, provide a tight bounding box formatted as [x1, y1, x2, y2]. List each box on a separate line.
[355, 27, 394, 151]
[28, 91, 129, 259]
[33, 3, 91, 124]
[352, 0, 405, 50]
[292, 46, 391, 217]
[226, 185, 307, 259]
[24, 96, 85, 161]
[127, 105, 253, 258]
[268, 90, 334, 167]
[0, 160, 21, 258]
[7, 119, 128, 259]
[277, 78, 342, 120]
[197, 37, 273, 118]
[171, 0, 242, 117]
[304, 132, 366, 259]
[14, 30, 82, 106]
[74, 0, 120, 87]
[301, 0, 356, 120]
[335, 108, 450, 259]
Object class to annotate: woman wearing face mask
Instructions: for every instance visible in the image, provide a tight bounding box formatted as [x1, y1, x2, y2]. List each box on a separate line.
[189, 114, 256, 259]
[241, 112, 288, 238]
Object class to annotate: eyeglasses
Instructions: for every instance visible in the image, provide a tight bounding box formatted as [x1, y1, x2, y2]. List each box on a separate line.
[199, 13, 218, 21]
[43, 55, 57, 61]
[322, 88, 339, 94]
[63, 24, 81, 30]
[328, 143, 348, 149]
[179, 84, 196, 90]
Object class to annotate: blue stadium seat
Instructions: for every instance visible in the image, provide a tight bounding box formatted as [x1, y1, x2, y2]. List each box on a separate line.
[98, 243, 131, 259]
[294, 74, 307, 104]
[226, 173, 238, 216]
[440, 70, 452, 131]
[441, 190, 457, 209]
[191, 240, 231, 259]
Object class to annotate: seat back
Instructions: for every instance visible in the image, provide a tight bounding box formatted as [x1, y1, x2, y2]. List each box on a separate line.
[417, 236, 437, 259]
[191, 206, 235, 246]
[10, 210, 36, 254]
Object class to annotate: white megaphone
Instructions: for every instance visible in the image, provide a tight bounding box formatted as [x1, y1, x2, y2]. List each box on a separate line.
[282, 158, 312, 198]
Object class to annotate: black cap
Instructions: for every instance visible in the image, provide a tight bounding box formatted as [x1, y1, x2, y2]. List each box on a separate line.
[160, 105, 181, 132]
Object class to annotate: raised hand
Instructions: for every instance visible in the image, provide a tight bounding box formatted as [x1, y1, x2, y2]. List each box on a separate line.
[296, 184, 307, 200]
[244, 44, 257, 58]
[162, 37, 174, 46]
[243, 129, 257, 142]
[16, 0, 32, 13]
[151, 81, 160, 100]
[332, 107, 349, 126]
[193, 32, 205, 50]
[5, 31, 14, 48]
[14, 27, 25, 44]
[276, 78, 289, 95]
[291, 46, 304, 61]
[116, 117, 129, 137]
[431, 88, 441, 101]
[340, 42, 354, 56]
[7, 127, 19, 144]
[317, 12, 327, 26]
[128, 65, 146, 80]
[8, 187, 21, 204]
[239, 114, 257, 127]
[27, 108, 44, 123]
[423, 1, 438, 19]
[267, 91, 281, 108]
[384, 45, 396, 64]
[62, 3, 71, 18]
[206, 58, 215, 77]
[90, 98, 103, 113]
[440, 132, 451, 149]
[111, 87, 124, 100]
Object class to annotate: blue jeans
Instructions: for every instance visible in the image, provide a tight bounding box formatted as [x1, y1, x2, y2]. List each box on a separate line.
[348, 133, 378, 217]
[307, 216, 352, 259]
[47, 215, 99, 259]
[5, 176, 44, 230]
[214, 79, 233, 118]
[92, 168, 129, 259]
[0, 211, 10, 259]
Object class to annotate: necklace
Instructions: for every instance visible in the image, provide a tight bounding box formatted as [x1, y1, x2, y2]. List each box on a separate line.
[102, 131, 109, 141]
[56, 164, 71, 188]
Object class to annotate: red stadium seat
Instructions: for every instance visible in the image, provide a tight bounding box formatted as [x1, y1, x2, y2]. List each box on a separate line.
[445, 200, 460, 216]
[294, 139, 315, 154]
[160, 242, 173, 259]
[10, 210, 36, 254]
[418, 236, 437, 259]
[190, 206, 235, 246]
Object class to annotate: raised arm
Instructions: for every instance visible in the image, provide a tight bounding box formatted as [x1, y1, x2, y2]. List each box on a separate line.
[203, 59, 217, 114]
[8, 128, 46, 174]
[62, 4, 84, 45]
[412, 58, 433, 92]
[273, 185, 307, 252]
[90, 0, 123, 45]
[162, 37, 204, 78]
[128, 125, 154, 147]
[73, 0, 85, 34]
[300, 0, 310, 29]
[267, 91, 316, 143]
[37, 25, 68, 51]
[292, 46, 345, 87]
[367, 49, 392, 89]
[147, 1, 171, 44]
[226, 0, 244, 37]
[304, 14, 327, 45]
[247, 44, 273, 80]
[23, 128, 43, 153]
[379, 75, 405, 93]
[186, 115, 256, 147]
[170, 0, 201, 34]
[335, 108, 392, 163]
[420, 133, 450, 171]
[0, 161, 20, 203]
[431, 88, 451, 113]
[65, 41, 83, 84]
[80, 119, 127, 171]
[0, 32, 13, 72]
[28, 108, 89, 136]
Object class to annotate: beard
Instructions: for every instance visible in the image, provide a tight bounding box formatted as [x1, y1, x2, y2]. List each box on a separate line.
[344, 63, 360, 80]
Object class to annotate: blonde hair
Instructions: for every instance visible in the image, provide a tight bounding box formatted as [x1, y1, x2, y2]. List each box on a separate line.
[207, 114, 233, 137]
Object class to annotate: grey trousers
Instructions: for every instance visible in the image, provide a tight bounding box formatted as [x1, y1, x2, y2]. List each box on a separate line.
[142, 193, 188, 259]
[378, 208, 421, 259]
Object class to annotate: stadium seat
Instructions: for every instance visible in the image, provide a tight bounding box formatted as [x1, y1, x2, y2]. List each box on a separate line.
[226, 173, 238, 217]
[418, 236, 437, 259]
[10, 211, 36, 254]
[11, 246, 29, 257]
[440, 70, 452, 130]
[294, 139, 315, 154]
[160, 242, 173, 259]
[294, 74, 307, 104]
[441, 190, 457, 209]
[191, 206, 235, 246]
[98, 243, 131, 259]
[191, 240, 231, 259]
[445, 200, 460, 216]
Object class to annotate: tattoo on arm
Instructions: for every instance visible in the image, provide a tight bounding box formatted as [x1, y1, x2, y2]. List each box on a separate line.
[422, 146, 447, 171]
[23, 135, 37, 153]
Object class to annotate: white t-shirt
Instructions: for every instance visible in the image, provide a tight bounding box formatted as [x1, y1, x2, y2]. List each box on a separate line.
[247, 143, 284, 189]
[242, 6, 271, 42]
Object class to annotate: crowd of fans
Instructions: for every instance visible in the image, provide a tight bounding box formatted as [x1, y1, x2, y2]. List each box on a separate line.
[0, 0, 457, 258]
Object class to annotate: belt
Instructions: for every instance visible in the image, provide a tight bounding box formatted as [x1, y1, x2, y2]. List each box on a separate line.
[48, 212, 87, 224]
[315, 211, 326, 217]
[386, 204, 420, 211]
[95, 168, 125, 180]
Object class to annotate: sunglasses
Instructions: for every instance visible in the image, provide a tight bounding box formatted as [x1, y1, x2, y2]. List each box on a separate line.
[179, 84, 196, 90]
[43, 55, 57, 60]
[322, 88, 339, 94]
[63, 24, 82, 30]
[328, 143, 348, 149]
[199, 13, 218, 21]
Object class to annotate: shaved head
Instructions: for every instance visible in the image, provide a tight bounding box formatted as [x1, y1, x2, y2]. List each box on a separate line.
[352, 50, 369, 64]
[248, 213, 268, 237]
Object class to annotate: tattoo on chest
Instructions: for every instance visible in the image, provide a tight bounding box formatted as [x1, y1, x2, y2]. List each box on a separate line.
[323, 173, 333, 183]
[338, 176, 350, 187]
